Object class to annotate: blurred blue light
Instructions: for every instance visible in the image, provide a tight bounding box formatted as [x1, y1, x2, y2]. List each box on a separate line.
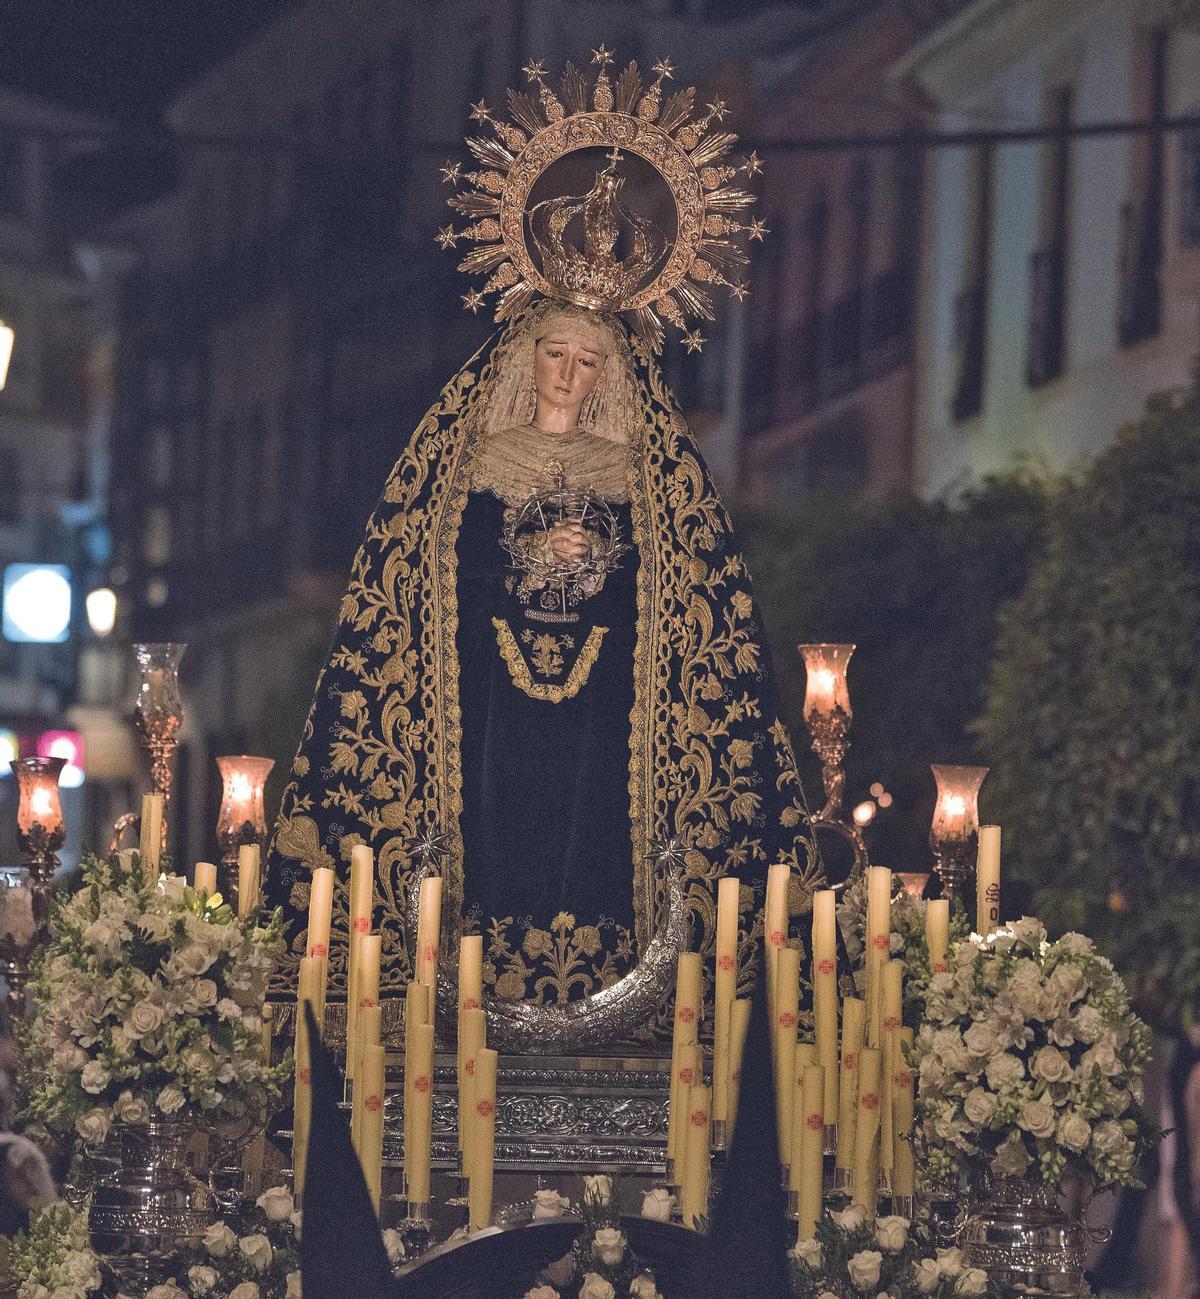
[3, 564, 72, 643]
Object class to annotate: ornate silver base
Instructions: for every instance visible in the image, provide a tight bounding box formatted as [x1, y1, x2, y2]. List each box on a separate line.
[962, 1174, 1084, 1297]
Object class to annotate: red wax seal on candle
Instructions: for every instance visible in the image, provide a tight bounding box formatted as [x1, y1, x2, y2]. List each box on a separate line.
[414, 1075, 431, 1094]
[690, 1109, 707, 1127]
[861, 1092, 879, 1110]
[895, 1071, 913, 1089]
[466, 1059, 476, 1076]
[818, 958, 835, 976]
[884, 1015, 900, 1031]
[359, 996, 377, 1009]
[844, 1053, 857, 1070]
[718, 954, 735, 971]
[806, 1113, 823, 1130]
[872, 933, 888, 950]
[462, 997, 481, 1011]
[422, 944, 437, 963]
[732, 1069, 741, 1084]
[365, 1094, 381, 1112]
[309, 943, 328, 957]
[476, 1099, 495, 1118]
[353, 918, 370, 934]
[680, 1067, 694, 1085]
[677, 1006, 696, 1023]
[778, 1011, 796, 1029]
[769, 929, 786, 948]
[933, 962, 948, 973]
[299, 1068, 312, 1085]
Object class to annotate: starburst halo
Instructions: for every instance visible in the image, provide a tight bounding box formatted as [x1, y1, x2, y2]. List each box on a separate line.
[433, 52, 766, 352]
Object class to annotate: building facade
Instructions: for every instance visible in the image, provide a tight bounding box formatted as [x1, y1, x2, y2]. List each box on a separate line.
[901, 0, 1200, 496]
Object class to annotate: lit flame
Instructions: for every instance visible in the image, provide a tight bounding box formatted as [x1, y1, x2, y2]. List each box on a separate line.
[30, 787, 54, 820]
[229, 772, 253, 803]
[941, 794, 967, 819]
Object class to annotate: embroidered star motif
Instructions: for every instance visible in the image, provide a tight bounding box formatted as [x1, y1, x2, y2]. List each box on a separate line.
[683, 329, 705, 353]
[729, 281, 749, 302]
[591, 44, 614, 69]
[651, 57, 676, 82]
[748, 217, 769, 242]
[744, 150, 763, 177]
[435, 225, 459, 250]
[522, 59, 548, 82]
[439, 161, 462, 185]
[706, 99, 729, 122]
[468, 100, 491, 125]
[462, 289, 486, 313]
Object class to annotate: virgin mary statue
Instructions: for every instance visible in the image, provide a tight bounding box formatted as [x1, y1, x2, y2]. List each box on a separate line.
[267, 55, 822, 1042]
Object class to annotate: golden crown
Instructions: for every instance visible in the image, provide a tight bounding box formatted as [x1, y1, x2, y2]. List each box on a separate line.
[435, 48, 766, 352]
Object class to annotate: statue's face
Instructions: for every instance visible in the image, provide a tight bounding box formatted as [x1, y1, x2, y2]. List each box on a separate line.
[533, 324, 607, 424]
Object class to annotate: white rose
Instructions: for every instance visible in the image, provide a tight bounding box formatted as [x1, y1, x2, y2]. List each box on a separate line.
[583, 1174, 613, 1205]
[239, 1233, 273, 1271]
[847, 1249, 883, 1290]
[1010, 917, 1046, 948]
[80, 1061, 111, 1095]
[592, 1227, 626, 1267]
[228, 1285, 260, 1299]
[963, 1088, 998, 1127]
[818, 1292, 840, 1299]
[1056, 933, 1093, 956]
[217, 998, 243, 1021]
[532, 1188, 569, 1219]
[170, 945, 213, 978]
[139, 912, 172, 942]
[832, 1203, 867, 1230]
[203, 1222, 237, 1258]
[956, 1269, 988, 1295]
[522, 1288, 559, 1299]
[1081, 1042, 1119, 1077]
[159, 874, 189, 902]
[157, 1085, 186, 1116]
[255, 1185, 294, 1222]
[1033, 1046, 1071, 1083]
[1057, 1112, 1091, 1153]
[579, 1275, 615, 1299]
[127, 999, 165, 1039]
[75, 1106, 111, 1146]
[1091, 1119, 1126, 1157]
[1019, 1100, 1056, 1140]
[915, 1259, 942, 1294]
[875, 1215, 908, 1252]
[187, 1265, 219, 1294]
[962, 1021, 993, 1057]
[286, 1272, 301, 1299]
[794, 1235, 823, 1267]
[629, 1276, 659, 1299]
[191, 978, 219, 1008]
[985, 1053, 1024, 1090]
[113, 1091, 150, 1126]
[936, 1248, 963, 1278]
[380, 1227, 405, 1265]
[52, 1041, 87, 1071]
[146, 1286, 186, 1299]
[641, 1187, 675, 1222]
[1050, 963, 1086, 1002]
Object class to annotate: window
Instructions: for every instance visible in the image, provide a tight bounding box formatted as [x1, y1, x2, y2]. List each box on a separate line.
[952, 142, 994, 422]
[1027, 86, 1072, 387]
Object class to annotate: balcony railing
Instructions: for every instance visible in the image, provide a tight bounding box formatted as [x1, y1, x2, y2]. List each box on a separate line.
[951, 281, 986, 422]
[1026, 243, 1066, 388]
[1117, 199, 1163, 348]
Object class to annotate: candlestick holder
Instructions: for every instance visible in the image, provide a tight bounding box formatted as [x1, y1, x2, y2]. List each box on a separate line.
[0, 869, 36, 1019]
[215, 755, 275, 907]
[12, 755, 67, 944]
[710, 1118, 728, 1152]
[798, 644, 868, 874]
[394, 1200, 434, 1260]
[929, 764, 989, 903]
[131, 643, 186, 846]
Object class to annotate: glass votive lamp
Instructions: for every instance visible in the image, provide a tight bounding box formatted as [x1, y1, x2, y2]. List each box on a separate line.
[929, 763, 989, 901]
[216, 755, 274, 865]
[798, 643, 855, 722]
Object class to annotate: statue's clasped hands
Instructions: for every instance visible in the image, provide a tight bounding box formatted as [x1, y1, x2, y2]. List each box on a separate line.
[547, 521, 592, 566]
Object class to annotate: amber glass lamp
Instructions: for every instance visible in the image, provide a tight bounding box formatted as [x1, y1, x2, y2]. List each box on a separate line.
[929, 763, 989, 902]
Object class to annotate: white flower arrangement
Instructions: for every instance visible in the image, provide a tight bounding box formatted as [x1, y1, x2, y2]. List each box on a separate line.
[9, 1189, 301, 1299]
[19, 852, 290, 1146]
[790, 1208, 997, 1299]
[913, 918, 1153, 1187]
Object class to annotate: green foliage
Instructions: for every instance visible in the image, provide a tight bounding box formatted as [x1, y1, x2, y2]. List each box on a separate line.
[976, 374, 1200, 1025]
[735, 476, 1049, 870]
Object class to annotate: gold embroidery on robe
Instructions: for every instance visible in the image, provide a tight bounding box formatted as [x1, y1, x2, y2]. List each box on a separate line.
[471, 422, 629, 505]
[484, 911, 635, 1004]
[492, 617, 607, 701]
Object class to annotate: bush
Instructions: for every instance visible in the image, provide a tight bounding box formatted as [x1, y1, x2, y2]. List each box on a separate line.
[976, 373, 1200, 1025]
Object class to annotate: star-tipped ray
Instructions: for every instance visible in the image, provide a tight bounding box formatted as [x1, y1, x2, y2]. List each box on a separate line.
[439, 161, 462, 185]
[435, 225, 459, 250]
[683, 329, 705, 353]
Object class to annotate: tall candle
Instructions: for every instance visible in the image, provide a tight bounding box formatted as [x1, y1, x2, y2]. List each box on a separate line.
[351, 934, 381, 1101]
[926, 899, 949, 975]
[865, 867, 891, 1048]
[728, 998, 752, 1137]
[468, 1047, 498, 1231]
[797, 1064, 825, 1241]
[880, 960, 903, 1175]
[789, 1042, 817, 1192]
[976, 825, 1001, 937]
[406, 1022, 435, 1203]
[765, 864, 791, 1004]
[139, 793, 163, 879]
[671, 1042, 701, 1179]
[193, 861, 217, 896]
[415, 875, 443, 986]
[403, 982, 431, 1178]
[812, 888, 839, 1124]
[346, 844, 375, 1078]
[667, 953, 702, 1172]
[292, 956, 322, 1200]
[351, 1003, 382, 1152]
[681, 1082, 711, 1229]
[774, 945, 801, 1166]
[835, 997, 865, 1173]
[893, 1027, 915, 1198]
[458, 1006, 486, 1173]
[713, 876, 739, 1124]
[306, 867, 335, 957]
[237, 844, 261, 919]
[851, 1046, 882, 1217]
[359, 1042, 386, 1214]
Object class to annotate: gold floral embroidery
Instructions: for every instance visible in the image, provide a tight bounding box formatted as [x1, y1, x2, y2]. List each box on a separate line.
[493, 618, 607, 702]
[484, 911, 635, 1005]
[521, 629, 574, 676]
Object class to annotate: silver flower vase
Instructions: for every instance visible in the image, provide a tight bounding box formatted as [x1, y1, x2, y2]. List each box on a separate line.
[962, 1171, 1084, 1297]
[88, 1117, 213, 1290]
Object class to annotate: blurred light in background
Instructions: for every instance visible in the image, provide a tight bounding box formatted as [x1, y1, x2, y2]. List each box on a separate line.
[37, 731, 84, 789]
[85, 587, 117, 637]
[0, 321, 13, 390]
[0, 730, 16, 772]
[2, 564, 72, 642]
[852, 799, 877, 826]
